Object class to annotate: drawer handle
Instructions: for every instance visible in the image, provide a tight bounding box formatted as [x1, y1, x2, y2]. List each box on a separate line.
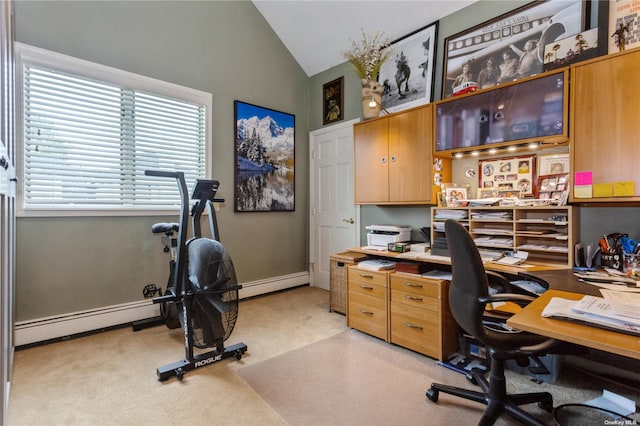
[359, 285, 374, 290]
[404, 322, 423, 330]
[359, 309, 374, 315]
[358, 273, 374, 278]
[404, 295, 423, 301]
[403, 282, 423, 288]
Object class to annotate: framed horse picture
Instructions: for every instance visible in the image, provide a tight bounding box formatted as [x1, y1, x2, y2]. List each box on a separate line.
[377, 21, 438, 113]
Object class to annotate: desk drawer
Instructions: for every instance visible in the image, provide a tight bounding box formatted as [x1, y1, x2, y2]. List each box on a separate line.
[390, 302, 441, 359]
[390, 289, 439, 312]
[390, 274, 440, 298]
[348, 267, 387, 287]
[348, 291, 387, 340]
[349, 279, 387, 299]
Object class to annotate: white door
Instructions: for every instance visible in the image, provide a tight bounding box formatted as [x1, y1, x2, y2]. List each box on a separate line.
[309, 119, 360, 291]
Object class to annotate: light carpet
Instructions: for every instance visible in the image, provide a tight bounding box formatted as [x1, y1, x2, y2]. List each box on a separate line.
[238, 330, 640, 426]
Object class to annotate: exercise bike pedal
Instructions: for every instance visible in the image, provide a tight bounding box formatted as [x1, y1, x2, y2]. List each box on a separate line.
[142, 283, 160, 298]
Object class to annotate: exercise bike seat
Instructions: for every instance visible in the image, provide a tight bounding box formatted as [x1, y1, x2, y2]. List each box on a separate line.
[151, 222, 179, 234]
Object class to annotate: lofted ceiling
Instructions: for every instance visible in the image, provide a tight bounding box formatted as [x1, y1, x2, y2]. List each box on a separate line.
[252, 0, 478, 77]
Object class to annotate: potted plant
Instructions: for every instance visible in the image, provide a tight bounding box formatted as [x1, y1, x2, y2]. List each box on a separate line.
[342, 30, 390, 119]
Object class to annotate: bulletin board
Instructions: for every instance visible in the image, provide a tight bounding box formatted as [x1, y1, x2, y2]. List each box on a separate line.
[479, 155, 536, 196]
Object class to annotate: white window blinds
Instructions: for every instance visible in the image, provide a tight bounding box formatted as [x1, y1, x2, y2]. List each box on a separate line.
[17, 43, 210, 214]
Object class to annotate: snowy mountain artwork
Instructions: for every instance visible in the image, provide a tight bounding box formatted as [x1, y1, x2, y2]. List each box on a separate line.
[234, 101, 295, 212]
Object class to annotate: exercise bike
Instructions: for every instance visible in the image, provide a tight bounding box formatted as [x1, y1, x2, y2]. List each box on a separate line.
[144, 170, 247, 381]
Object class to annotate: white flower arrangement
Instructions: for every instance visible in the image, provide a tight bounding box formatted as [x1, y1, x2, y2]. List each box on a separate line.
[341, 30, 390, 81]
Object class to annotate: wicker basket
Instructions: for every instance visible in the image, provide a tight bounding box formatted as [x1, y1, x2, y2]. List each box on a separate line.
[329, 251, 367, 314]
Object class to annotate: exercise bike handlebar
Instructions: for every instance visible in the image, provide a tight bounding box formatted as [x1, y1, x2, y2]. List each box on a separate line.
[145, 169, 190, 296]
[145, 170, 183, 179]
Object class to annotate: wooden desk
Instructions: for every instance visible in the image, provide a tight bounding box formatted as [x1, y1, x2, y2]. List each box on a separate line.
[507, 289, 640, 360]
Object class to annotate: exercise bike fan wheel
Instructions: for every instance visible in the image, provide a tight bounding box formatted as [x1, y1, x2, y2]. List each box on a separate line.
[186, 238, 240, 351]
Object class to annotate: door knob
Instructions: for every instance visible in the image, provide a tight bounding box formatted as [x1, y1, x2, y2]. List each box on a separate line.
[342, 217, 355, 224]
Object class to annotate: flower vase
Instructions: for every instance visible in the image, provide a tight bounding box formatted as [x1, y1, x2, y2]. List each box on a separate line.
[361, 79, 383, 120]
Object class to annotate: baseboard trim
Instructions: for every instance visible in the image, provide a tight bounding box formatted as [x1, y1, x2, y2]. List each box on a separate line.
[239, 271, 309, 299]
[15, 272, 309, 346]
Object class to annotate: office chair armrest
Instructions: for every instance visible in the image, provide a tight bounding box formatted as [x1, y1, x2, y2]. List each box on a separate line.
[486, 270, 512, 293]
[478, 293, 535, 307]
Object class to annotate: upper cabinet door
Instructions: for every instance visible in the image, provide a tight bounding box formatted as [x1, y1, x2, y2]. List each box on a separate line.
[353, 117, 389, 204]
[570, 49, 640, 202]
[388, 105, 432, 203]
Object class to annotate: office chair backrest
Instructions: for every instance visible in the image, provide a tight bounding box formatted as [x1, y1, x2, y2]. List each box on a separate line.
[444, 219, 491, 343]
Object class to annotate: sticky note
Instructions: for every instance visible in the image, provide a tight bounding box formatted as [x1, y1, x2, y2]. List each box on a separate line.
[593, 183, 613, 197]
[574, 185, 592, 198]
[574, 171, 593, 186]
[613, 181, 635, 197]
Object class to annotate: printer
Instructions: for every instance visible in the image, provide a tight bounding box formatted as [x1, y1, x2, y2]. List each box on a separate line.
[366, 224, 412, 247]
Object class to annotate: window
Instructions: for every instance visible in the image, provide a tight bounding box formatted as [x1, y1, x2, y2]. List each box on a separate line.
[15, 43, 212, 216]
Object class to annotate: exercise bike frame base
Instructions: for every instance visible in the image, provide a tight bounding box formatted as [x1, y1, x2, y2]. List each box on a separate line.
[156, 342, 248, 381]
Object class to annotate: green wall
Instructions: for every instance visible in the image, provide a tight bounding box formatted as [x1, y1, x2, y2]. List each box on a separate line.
[14, 0, 310, 320]
[14, 0, 640, 322]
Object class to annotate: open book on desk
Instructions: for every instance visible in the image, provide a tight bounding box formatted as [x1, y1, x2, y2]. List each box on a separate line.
[541, 295, 640, 336]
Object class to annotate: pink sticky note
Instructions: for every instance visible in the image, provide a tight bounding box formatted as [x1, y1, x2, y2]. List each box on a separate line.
[574, 171, 593, 186]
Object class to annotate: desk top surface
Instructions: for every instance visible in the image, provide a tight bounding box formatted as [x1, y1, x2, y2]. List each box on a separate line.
[347, 247, 598, 294]
[507, 290, 640, 360]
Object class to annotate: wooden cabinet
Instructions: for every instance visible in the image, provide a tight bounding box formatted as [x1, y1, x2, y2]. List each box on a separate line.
[570, 48, 640, 202]
[389, 274, 458, 361]
[346, 265, 458, 361]
[432, 206, 577, 268]
[347, 266, 389, 341]
[353, 104, 446, 204]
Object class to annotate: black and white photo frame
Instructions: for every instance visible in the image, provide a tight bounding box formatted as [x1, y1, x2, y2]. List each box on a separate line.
[377, 21, 438, 113]
[442, 1, 586, 98]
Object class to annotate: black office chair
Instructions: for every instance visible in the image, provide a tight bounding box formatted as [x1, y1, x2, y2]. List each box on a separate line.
[426, 219, 558, 426]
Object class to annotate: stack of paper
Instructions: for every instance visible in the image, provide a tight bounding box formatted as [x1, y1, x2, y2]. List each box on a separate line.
[471, 211, 513, 220]
[434, 209, 468, 220]
[356, 259, 396, 271]
[542, 295, 640, 335]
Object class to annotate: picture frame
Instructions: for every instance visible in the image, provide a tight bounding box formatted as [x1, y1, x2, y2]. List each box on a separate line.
[479, 154, 536, 196]
[542, 27, 602, 72]
[608, 0, 640, 54]
[322, 76, 344, 125]
[535, 173, 570, 205]
[538, 153, 569, 176]
[442, 0, 586, 98]
[477, 188, 499, 199]
[444, 186, 468, 206]
[234, 100, 295, 212]
[377, 21, 438, 113]
[440, 182, 469, 207]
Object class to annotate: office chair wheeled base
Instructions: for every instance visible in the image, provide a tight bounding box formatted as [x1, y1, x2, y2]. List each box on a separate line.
[427, 358, 553, 426]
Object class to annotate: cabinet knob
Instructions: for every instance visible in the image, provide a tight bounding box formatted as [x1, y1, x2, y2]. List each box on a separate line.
[380, 157, 387, 164]
[359, 309, 374, 316]
[390, 155, 397, 162]
[359, 285, 374, 290]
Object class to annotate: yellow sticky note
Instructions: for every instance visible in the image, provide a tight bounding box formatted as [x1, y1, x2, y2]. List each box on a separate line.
[613, 181, 635, 197]
[593, 183, 613, 197]
[574, 185, 592, 198]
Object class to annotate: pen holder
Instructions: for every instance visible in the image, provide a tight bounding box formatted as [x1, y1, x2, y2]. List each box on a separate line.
[601, 249, 623, 270]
